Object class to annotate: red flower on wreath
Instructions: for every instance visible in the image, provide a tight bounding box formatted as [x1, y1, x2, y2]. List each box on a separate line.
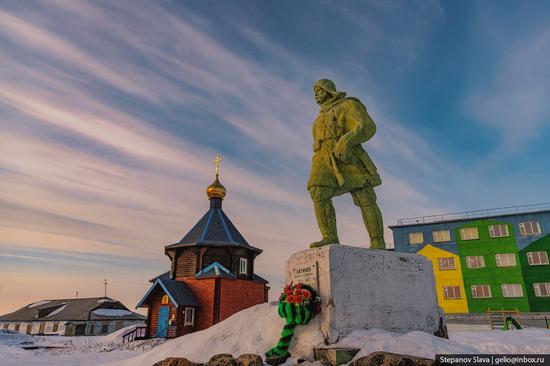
[280, 283, 315, 306]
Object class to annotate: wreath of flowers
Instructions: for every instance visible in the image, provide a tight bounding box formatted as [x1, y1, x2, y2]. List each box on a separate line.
[279, 283, 313, 306]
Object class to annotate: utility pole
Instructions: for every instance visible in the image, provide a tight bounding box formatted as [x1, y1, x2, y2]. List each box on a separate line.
[103, 279, 108, 298]
[76, 291, 79, 299]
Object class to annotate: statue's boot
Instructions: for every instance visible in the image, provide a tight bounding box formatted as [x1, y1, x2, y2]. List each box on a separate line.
[310, 199, 339, 248]
[360, 204, 386, 249]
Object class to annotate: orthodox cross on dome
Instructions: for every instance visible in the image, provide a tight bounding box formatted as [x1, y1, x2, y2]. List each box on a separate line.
[207, 154, 226, 201]
[213, 154, 223, 177]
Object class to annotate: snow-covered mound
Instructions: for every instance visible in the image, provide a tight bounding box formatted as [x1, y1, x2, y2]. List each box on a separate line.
[110, 302, 325, 366]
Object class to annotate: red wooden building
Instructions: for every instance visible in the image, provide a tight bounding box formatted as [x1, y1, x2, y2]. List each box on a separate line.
[137, 171, 269, 338]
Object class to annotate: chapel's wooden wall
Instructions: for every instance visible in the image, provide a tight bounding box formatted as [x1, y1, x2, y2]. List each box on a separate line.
[146, 287, 177, 338]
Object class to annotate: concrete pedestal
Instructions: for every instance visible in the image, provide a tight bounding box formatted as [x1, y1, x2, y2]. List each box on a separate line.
[286, 244, 446, 343]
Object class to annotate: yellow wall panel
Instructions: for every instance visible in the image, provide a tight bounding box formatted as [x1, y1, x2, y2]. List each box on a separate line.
[418, 244, 469, 314]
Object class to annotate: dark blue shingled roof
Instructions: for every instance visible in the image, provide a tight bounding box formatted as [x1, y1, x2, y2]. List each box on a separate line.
[165, 203, 261, 253]
[136, 272, 200, 308]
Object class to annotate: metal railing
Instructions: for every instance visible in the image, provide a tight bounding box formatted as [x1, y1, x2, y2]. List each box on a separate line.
[396, 202, 550, 226]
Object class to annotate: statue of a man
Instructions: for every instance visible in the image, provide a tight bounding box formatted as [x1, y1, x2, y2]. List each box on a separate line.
[308, 79, 386, 249]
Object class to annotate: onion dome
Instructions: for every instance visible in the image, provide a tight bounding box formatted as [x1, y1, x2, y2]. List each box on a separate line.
[207, 174, 226, 199]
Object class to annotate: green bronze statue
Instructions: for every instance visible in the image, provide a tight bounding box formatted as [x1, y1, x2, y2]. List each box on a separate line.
[308, 79, 386, 249]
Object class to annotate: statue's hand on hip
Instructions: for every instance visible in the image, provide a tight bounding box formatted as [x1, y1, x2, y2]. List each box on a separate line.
[334, 139, 350, 163]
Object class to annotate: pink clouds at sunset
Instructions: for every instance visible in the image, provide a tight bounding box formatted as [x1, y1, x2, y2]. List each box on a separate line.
[3, 1, 549, 316]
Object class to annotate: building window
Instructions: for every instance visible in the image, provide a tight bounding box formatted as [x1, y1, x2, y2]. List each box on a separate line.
[408, 232, 424, 245]
[161, 295, 169, 305]
[184, 307, 195, 326]
[239, 258, 248, 274]
[443, 286, 462, 300]
[533, 283, 550, 297]
[471, 285, 492, 299]
[101, 322, 109, 334]
[488, 224, 509, 238]
[519, 221, 541, 236]
[14, 323, 20, 331]
[2, 323, 8, 330]
[432, 230, 451, 243]
[437, 257, 456, 271]
[89, 323, 94, 334]
[466, 256, 485, 269]
[501, 284, 523, 298]
[52, 322, 59, 332]
[527, 251, 549, 266]
[459, 227, 479, 241]
[495, 253, 517, 267]
[26, 324, 32, 334]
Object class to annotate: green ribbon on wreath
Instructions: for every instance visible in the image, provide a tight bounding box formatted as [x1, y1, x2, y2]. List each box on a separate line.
[265, 284, 318, 364]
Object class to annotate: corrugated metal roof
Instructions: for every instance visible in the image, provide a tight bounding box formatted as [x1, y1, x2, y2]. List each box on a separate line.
[0, 297, 145, 322]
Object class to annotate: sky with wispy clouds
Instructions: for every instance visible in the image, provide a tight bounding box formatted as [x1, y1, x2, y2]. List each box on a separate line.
[1, 0, 549, 315]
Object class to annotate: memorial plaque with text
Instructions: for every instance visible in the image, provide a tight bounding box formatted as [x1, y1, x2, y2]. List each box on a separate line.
[289, 261, 318, 289]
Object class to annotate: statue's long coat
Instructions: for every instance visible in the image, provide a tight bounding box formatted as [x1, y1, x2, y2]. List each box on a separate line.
[307, 95, 380, 194]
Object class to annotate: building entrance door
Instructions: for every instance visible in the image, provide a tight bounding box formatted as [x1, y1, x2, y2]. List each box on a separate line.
[156, 306, 169, 338]
[75, 324, 86, 335]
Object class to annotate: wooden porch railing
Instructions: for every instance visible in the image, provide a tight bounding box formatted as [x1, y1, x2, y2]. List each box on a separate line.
[122, 325, 147, 343]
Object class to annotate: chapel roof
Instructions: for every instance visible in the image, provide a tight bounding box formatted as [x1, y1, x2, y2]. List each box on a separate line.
[165, 173, 262, 254]
[137, 272, 200, 308]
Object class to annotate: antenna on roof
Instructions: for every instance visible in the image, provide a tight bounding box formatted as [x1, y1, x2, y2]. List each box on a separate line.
[103, 279, 109, 298]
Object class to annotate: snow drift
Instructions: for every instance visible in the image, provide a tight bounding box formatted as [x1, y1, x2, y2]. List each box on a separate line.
[110, 302, 325, 366]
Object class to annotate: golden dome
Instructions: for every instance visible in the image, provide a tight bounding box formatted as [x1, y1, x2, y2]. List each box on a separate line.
[207, 174, 226, 199]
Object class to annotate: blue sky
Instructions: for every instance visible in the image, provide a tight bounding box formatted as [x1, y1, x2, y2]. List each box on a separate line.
[1, 0, 549, 314]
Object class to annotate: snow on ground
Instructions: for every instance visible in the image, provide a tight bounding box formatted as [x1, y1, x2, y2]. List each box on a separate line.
[1, 303, 550, 366]
[334, 328, 550, 361]
[110, 303, 550, 366]
[450, 329, 550, 354]
[0, 326, 164, 366]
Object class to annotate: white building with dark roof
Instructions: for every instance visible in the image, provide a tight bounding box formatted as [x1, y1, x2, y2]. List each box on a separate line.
[0, 297, 145, 336]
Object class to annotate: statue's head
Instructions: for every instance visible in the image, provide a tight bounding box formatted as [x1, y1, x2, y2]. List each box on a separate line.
[313, 79, 337, 106]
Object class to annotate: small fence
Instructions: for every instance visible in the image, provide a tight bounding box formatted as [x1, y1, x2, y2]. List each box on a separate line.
[122, 325, 147, 343]
[487, 309, 521, 330]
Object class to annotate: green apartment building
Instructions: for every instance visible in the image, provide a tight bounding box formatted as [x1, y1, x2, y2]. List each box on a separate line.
[520, 235, 550, 312]
[390, 204, 550, 313]
[455, 219, 530, 312]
